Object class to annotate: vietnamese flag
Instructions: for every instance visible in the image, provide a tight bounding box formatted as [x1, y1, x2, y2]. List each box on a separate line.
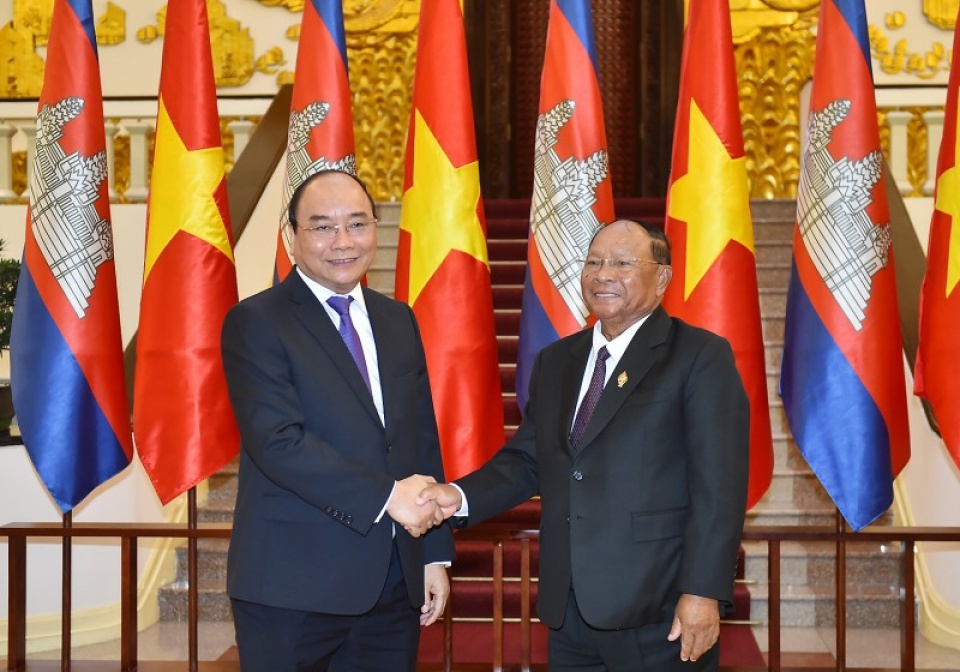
[915, 16, 960, 471]
[134, 0, 240, 505]
[274, 0, 356, 283]
[662, 0, 773, 509]
[396, 0, 504, 480]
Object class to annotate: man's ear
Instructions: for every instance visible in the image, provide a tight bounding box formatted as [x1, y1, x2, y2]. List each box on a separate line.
[657, 265, 673, 295]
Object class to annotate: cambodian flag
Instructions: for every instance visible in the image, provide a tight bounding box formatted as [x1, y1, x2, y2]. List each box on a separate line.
[515, 0, 614, 412]
[780, 0, 910, 531]
[10, 0, 132, 512]
[273, 0, 356, 283]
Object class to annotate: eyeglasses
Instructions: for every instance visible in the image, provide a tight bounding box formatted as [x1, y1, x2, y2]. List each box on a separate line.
[582, 257, 662, 274]
[295, 218, 377, 239]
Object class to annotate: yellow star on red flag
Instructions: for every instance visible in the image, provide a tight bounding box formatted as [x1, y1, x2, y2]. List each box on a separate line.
[143, 99, 233, 281]
[400, 110, 489, 305]
[667, 99, 754, 300]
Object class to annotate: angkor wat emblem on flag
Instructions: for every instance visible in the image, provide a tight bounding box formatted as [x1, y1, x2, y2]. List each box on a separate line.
[530, 100, 609, 325]
[280, 101, 357, 239]
[30, 96, 114, 320]
[797, 98, 892, 332]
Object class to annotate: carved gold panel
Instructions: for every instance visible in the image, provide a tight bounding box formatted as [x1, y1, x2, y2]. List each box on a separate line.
[736, 22, 815, 199]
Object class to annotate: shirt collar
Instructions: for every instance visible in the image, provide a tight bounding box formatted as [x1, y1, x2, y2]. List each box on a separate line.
[295, 267, 368, 315]
[591, 311, 651, 360]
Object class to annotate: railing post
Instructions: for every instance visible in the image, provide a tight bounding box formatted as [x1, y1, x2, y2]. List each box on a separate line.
[836, 516, 846, 671]
[769, 539, 780, 672]
[0, 123, 19, 203]
[493, 540, 504, 672]
[900, 540, 916, 672]
[120, 536, 138, 671]
[7, 534, 27, 671]
[520, 538, 531, 672]
[443, 591, 453, 672]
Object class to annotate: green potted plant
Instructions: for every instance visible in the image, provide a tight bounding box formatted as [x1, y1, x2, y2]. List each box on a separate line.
[0, 239, 20, 438]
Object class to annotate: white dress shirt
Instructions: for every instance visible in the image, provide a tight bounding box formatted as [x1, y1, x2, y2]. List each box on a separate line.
[296, 268, 385, 425]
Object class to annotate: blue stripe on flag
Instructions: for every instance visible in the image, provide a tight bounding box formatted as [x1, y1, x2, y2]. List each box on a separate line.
[11, 268, 129, 512]
[831, 0, 871, 69]
[310, 0, 348, 67]
[516, 270, 560, 413]
[65, 0, 98, 55]
[556, 0, 600, 74]
[780, 266, 894, 530]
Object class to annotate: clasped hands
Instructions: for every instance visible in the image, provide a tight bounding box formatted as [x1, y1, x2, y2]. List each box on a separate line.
[387, 477, 463, 537]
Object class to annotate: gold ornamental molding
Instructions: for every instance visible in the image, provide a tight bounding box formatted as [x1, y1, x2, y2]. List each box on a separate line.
[869, 8, 955, 80]
[923, 0, 960, 29]
[735, 22, 816, 198]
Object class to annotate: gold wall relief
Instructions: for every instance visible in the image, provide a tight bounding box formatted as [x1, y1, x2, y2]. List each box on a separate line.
[13, 0, 53, 47]
[870, 8, 954, 80]
[735, 23, 815, 199]
[923, 0, 959, 29]
[139, 0, 282, 88]
[0, 22, 44, 97]
[95, 1, 125, 46]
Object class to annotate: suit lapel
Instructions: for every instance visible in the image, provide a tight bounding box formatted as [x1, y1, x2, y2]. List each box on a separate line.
[575, 307, 672, 452]
[559, 333, 593, 456]
[282, 272, 381, 426]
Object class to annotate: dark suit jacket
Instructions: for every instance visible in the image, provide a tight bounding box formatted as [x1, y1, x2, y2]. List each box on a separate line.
[221, 270, 454, 615]
[456, 306, 749, 630]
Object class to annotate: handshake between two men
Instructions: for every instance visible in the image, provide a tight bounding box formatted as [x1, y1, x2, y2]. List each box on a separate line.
[386, 475, 464, 537]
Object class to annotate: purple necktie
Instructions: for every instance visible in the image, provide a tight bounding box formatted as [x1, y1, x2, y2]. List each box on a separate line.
[569, 346, 610, 450]
[327, 296, 371, 392]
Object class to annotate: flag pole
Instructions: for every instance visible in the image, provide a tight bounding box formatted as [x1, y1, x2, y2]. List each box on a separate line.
[188, 486, 199, 671]
[835, 508, 846, 671]
[61, 510, 72, 671]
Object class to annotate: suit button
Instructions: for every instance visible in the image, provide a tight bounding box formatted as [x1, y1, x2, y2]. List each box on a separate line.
[566, 516, 570, 524]
[572, 470, 583, 481]
[346, 516, 353, 524]
[386, 444, 393, 453]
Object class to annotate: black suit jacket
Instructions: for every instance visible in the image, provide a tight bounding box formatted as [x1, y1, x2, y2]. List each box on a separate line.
[221, 270, 453, 615]
[456, 307, 749, 630]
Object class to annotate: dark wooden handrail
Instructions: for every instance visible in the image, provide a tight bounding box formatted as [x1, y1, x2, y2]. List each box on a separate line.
[4, 522, 960, 672]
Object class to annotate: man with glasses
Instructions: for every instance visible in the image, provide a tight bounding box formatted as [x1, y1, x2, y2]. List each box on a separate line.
[221, 169, 453, 671]
[420, 219, 750, 671]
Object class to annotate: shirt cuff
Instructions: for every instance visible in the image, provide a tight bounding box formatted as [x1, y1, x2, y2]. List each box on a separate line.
[451, 483, 468, 517]
[375, 481, 396, 523]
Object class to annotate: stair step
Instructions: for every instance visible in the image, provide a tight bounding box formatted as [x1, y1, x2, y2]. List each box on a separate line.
[747, 582, 902, 627]
[495, 308, 521, 336]
[741, 540, 901, 587]
[755, 240, 793, 265]
[744, 502, 839, 527]
[492, 285, 524, 309]
[486, 217, 530, 239]
[488, 239, 528, 261]
[758, 263, 792, 289]
[491, 260, 526, 285]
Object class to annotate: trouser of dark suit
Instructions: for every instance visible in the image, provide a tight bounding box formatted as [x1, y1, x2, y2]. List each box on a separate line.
[231, 543, 419, 672]
[548, 590, 719, 672]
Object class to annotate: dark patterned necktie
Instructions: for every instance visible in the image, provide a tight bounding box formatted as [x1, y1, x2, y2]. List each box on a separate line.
[327, 296, 371, 392]
[569, 346, 610, 449]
